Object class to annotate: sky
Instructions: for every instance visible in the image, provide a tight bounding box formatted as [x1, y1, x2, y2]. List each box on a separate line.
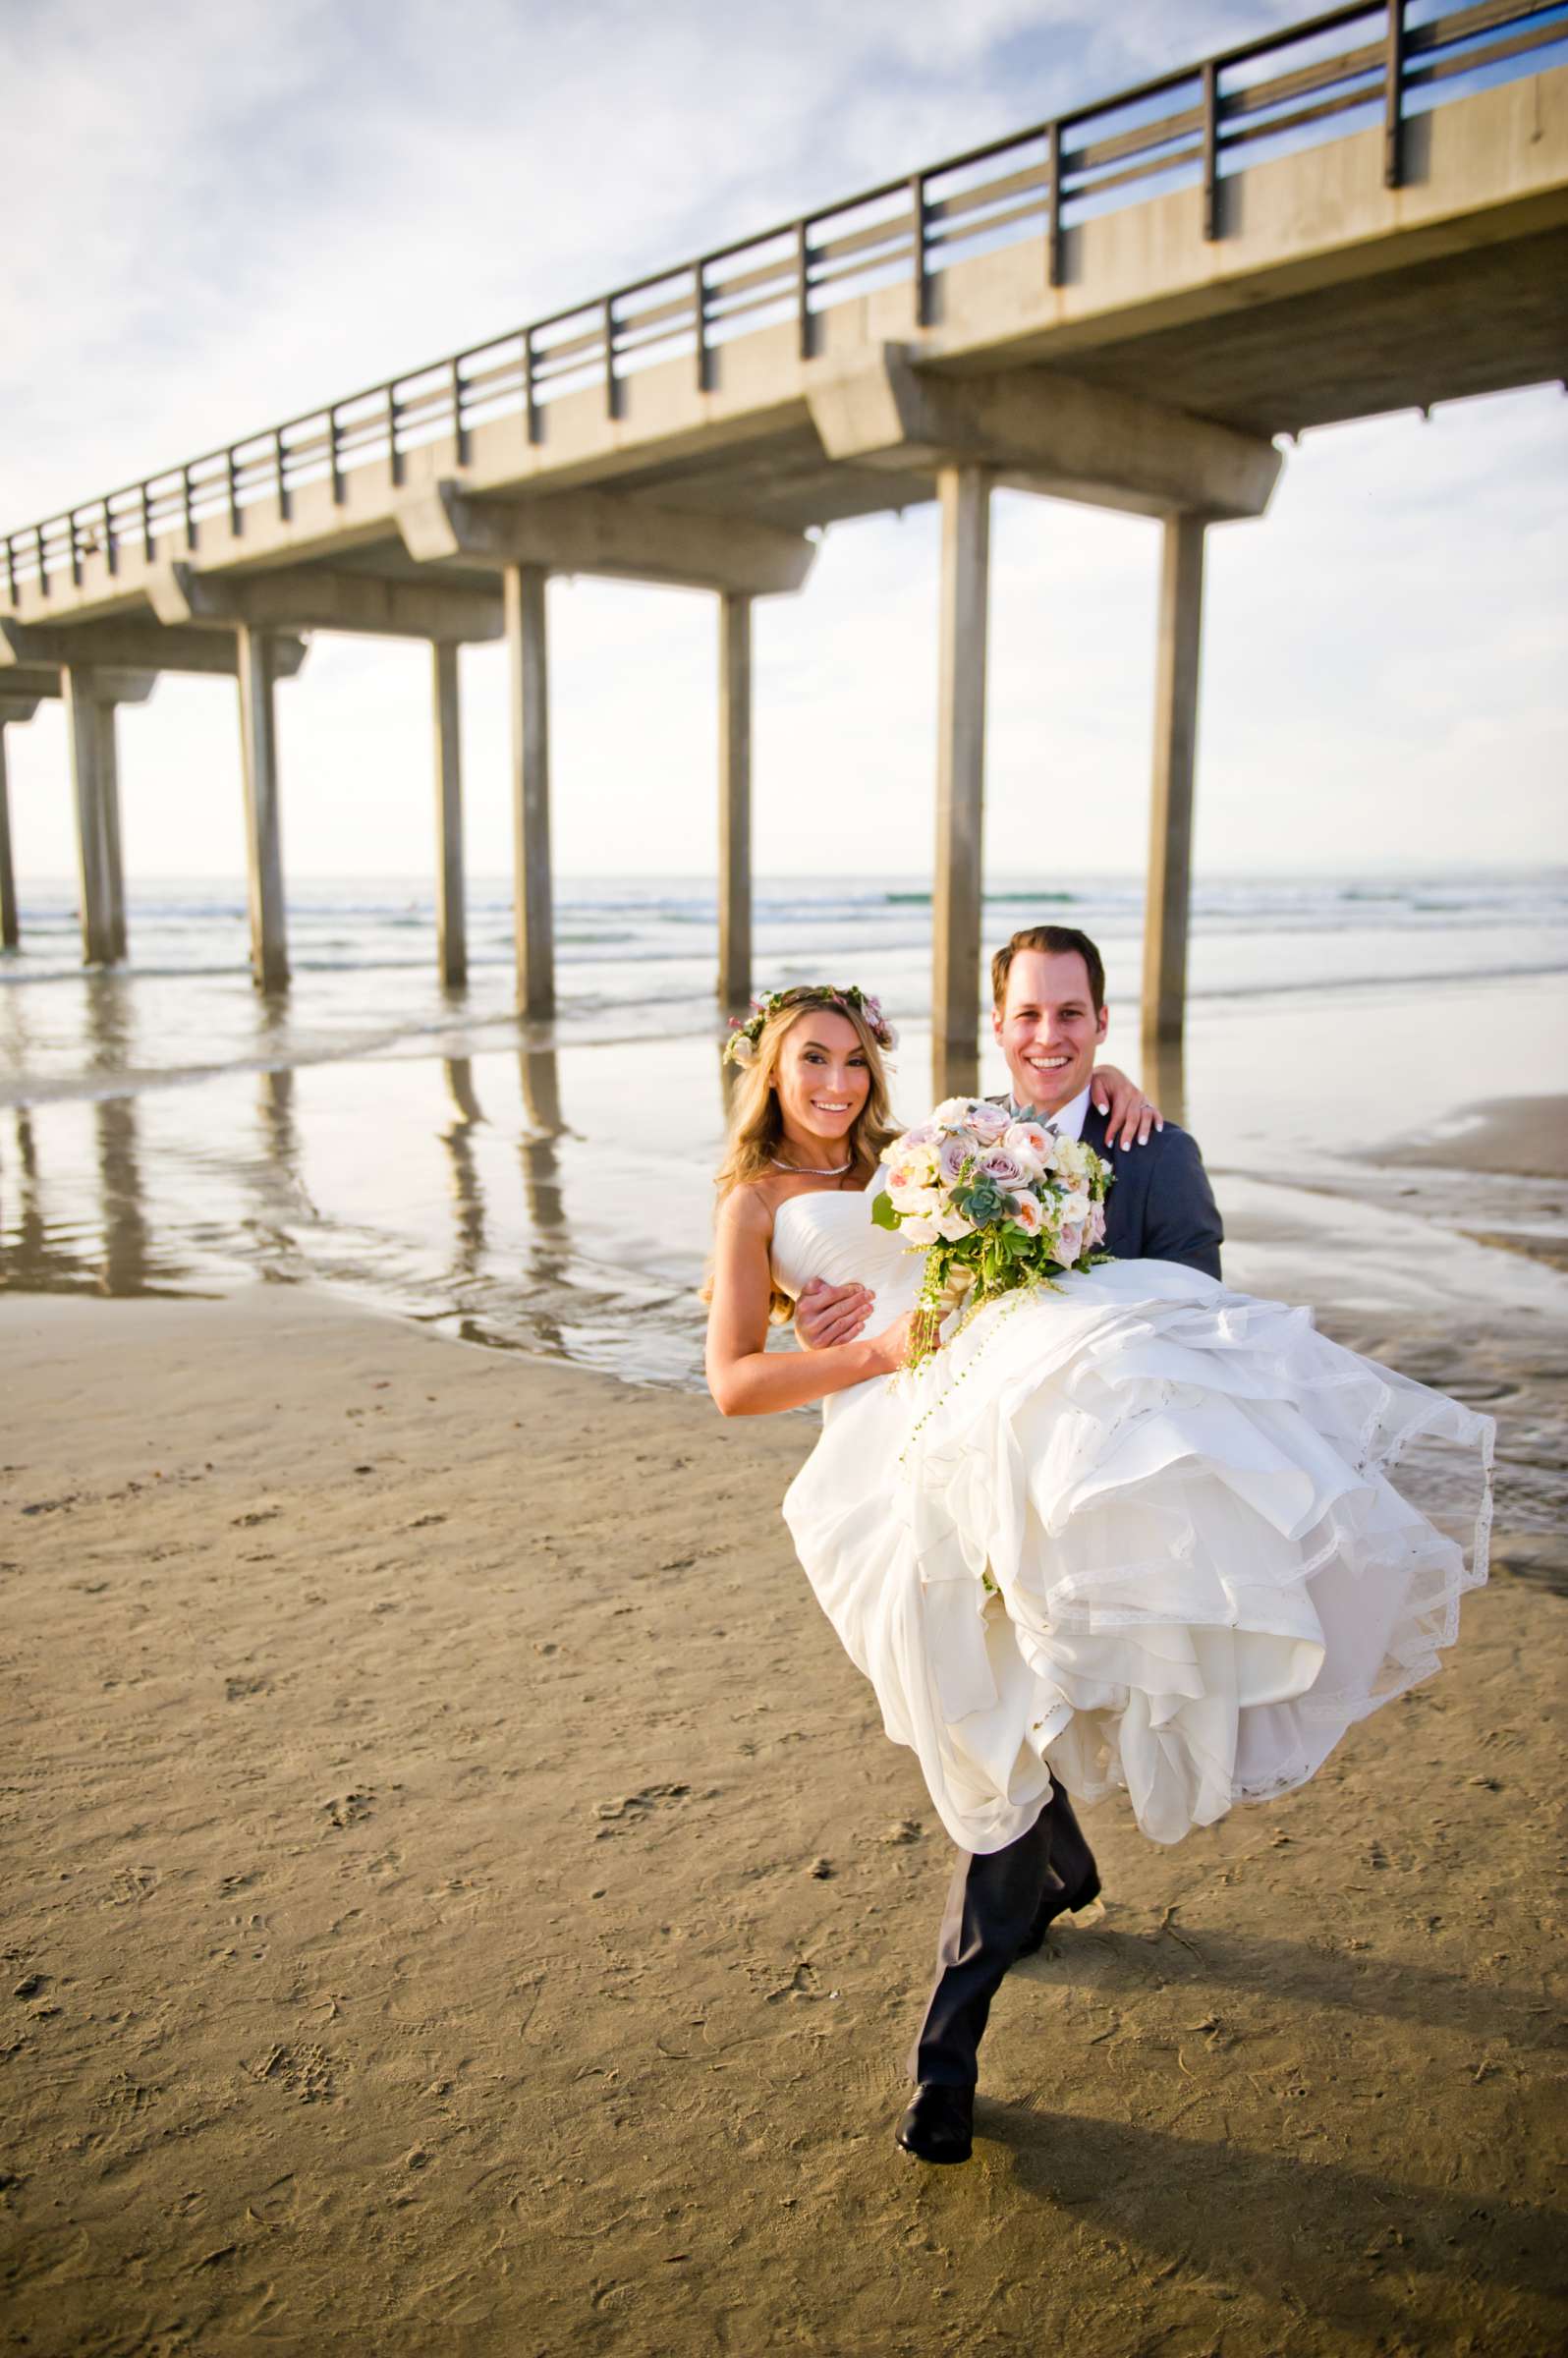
[1, 0, 1563, 887]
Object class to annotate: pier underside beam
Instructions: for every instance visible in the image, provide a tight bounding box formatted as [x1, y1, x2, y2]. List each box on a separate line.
[431, 642, 467, 989]
[1, 619, 308, 680]
[149, 561, 504, 645]
[236, 627, 289, 993]
[504, 564, 553, 1019]
[809, 347, 1281, 522]
[63, 667, 131, 967]
[0, 666, 157, 704]
[931, 465, 991, 1101]
[1142, 515, 1208, 1047]
[0, 701, 35, 950]
[718, 592, 753, 1011]
[398, 483, 816, 598]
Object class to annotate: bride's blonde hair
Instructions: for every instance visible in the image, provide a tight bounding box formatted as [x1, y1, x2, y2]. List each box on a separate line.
[709, 989, 901, 1320]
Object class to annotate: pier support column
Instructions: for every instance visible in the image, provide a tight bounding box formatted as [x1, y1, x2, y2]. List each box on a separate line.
[931, 465, 991, 1100]
[718, 591, 753, 1011]
[1141, 514, 1207, 1046]
[0, 712, 22, 951]
[504, 564, 553, 1019]
[431, 642, 468, 987]
[63, 666, 127, 968]
[237, 625, 289, 992]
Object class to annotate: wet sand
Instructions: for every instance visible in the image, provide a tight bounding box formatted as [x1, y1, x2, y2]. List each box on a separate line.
[3, 1262, 1565, 2357]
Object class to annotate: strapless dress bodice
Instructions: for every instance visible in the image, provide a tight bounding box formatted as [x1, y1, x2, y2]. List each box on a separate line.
[768, 1182, 924, 1326]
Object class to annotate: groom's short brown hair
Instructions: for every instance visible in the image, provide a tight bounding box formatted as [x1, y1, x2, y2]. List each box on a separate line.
[991, 925, 1106, 1012]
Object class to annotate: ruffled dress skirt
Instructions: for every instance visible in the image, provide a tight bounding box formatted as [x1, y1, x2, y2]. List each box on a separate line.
[781, 1260, 1493, 1851]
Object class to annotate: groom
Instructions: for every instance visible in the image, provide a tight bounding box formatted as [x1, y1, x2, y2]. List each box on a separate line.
[795, 923, 1224, 2164]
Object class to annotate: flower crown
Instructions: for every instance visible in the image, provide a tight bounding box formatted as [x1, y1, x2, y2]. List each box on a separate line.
[723, 983, 898, 1068]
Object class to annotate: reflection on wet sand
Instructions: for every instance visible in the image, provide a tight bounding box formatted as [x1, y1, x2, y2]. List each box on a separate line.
[96, 1095, 150, 1297]
[0, 1095, 163, 1298]
[496, 1046, 572, 1355]
[84, 970, 136, 1079]
[440, 1058, 486, 1279]
[4, 1027, 735, 1383]
[0, 975, 181, 1297]
[3, 1108, 51, 1287]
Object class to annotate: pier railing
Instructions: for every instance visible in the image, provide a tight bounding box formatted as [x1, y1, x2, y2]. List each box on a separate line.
[5, 0, 1565, 604]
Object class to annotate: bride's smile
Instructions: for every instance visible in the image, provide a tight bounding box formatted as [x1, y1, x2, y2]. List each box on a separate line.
[771, 1014, 871, 1169]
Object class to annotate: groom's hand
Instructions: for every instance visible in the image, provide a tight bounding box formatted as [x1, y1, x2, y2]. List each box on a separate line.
[796, 1277, 873, 1351]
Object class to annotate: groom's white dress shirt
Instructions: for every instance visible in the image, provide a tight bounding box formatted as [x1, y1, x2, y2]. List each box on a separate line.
[1008, 1084, 1091, 1142]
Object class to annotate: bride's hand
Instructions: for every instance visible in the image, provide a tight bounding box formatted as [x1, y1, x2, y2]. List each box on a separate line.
[1092, 1063, 1163, 1149]
[870, 1310, 917, 1374]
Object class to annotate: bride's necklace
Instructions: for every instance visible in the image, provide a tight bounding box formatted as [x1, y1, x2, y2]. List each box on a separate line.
[770, 1151, 854, 1178]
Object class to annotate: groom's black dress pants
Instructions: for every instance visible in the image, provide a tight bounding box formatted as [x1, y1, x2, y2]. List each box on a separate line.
[907, 1781, 1098, 2089]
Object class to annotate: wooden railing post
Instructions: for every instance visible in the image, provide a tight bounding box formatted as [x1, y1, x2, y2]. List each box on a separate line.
[1045, 122, 1063, 288]
[523, 329, 537, 445]
[1384, 0, 1406, 190]
[695, 259, 709, 393]
[450, 358, 467, 465]
[1202, 60, 1220, 241]
[911, 173, 928, 327]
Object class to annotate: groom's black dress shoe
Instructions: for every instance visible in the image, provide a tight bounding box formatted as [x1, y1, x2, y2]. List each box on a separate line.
[1017, 1868, 1101, 1959]
[896, 2082, 974, 2164]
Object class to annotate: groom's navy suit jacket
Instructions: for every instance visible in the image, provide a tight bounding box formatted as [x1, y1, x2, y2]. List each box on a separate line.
[992, 1098, 1224, 1281]
[1081, 1105, 1224, 1281]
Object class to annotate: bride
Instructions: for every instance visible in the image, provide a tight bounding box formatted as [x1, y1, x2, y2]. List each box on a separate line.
[703, 982, 1493, 2157]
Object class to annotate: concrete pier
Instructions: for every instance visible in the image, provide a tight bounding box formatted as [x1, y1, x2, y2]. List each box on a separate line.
[1142, 515, 1207, 1045]
[236, 627, 289, 993]
[0, 703, 31, 950]
[431, 642, 467, 988]
[3, 26, 1562, 1046]
[930, 465, 991, 1098]
[63, 668, 129, 967]
[717, 592, 753, 1011]
[505, 565, 553, 1020]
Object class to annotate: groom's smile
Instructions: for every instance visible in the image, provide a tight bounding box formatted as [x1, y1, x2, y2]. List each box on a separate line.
[994, 946, 1109, 1117]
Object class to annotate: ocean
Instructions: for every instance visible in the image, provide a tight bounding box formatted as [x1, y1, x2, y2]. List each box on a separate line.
[3, 869, 1566, 1384]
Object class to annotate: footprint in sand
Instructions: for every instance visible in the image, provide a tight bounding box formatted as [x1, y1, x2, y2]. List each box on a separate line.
[243, 2042, 336, 2104]
[591, 1783, 692, 1827]
[225, 1674, 272, 1703]
[321, 1791, 376, 1832]
[104, 1867, 159, 1907]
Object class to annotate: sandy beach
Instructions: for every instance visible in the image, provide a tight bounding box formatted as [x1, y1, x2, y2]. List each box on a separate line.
[3, 1154, 1565, 2356]
[3, 930, 1567, 2354]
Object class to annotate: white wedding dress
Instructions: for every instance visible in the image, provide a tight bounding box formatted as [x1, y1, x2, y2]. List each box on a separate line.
[774, 1185, 1493, 1853]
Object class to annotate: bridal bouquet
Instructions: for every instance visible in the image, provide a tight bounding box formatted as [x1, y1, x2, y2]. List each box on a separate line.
[874, 1098, 1113, 1368]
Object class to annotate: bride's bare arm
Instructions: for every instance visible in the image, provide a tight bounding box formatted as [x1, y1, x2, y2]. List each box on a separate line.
[705, 1188, 908, 1417]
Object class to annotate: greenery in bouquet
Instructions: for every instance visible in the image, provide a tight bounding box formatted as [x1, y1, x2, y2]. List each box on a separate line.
[872, 1096, 1114, 1369]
